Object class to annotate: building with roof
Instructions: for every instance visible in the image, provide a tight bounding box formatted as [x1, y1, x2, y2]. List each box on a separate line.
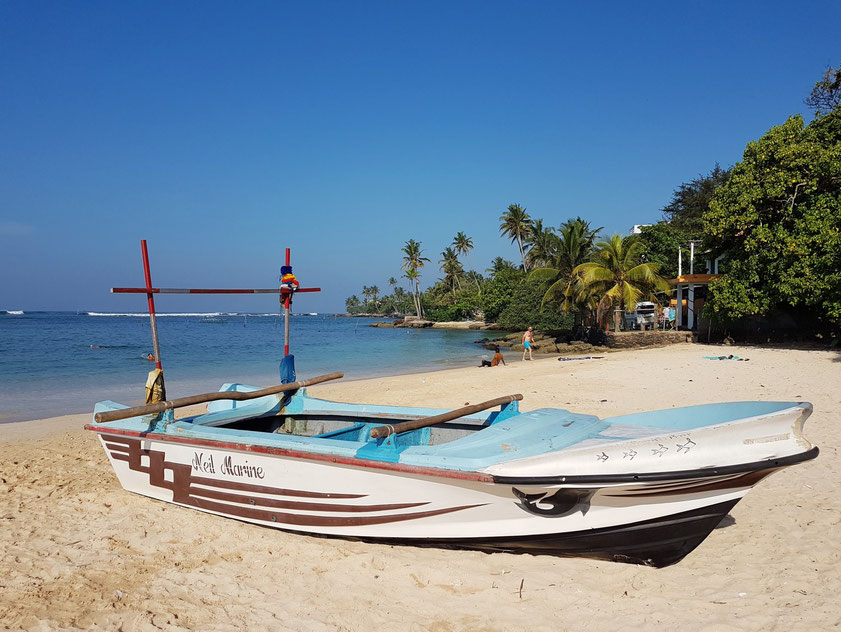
[668, 240, 722, 330]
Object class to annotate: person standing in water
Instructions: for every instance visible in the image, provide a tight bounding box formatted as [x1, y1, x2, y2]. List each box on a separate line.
[522, 327, 534, 361]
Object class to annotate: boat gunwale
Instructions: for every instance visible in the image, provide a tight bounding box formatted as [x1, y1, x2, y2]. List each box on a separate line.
[84, 424, 496, 483]
[84, 425, 819, 487]
[492, 446, 819, 484]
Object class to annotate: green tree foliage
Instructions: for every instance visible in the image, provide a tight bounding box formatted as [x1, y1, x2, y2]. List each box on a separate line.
[452, 232, 474, 258]
[805, 63, 841, 116]
[637, 222, 697, 280]
[487, 257, 518, 276]
[704, 111, 841, 328]
[661, 164, 731, 233]
[401, 239, 430, 317]
[528, 218, 599, 319]
[438, 247, 464, 294]
[360, 285, 380, 310]
[496, 280, 574, 331]
[524, 219, 558, 269]
[464, 269, 484, 294]
[480, 265, 523, 323]
[575, 234, 671, 332]
[499, 203, 533, 271]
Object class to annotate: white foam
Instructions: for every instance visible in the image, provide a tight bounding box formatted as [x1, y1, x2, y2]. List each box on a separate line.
[83, 312, 227, 317]
[3, 310, 24, 315]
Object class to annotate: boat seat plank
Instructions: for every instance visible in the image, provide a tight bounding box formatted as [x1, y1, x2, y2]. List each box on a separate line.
[397, 409, 609, 471]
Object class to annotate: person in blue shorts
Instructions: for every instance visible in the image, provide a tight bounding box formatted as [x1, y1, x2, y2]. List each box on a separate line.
[522, 327, 534, 361]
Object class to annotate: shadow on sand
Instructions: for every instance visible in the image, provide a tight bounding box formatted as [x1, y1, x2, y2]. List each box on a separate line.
[715, 514, 737, 530]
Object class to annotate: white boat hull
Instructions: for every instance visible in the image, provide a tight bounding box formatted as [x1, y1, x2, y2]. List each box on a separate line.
[94, 429, 813, 566]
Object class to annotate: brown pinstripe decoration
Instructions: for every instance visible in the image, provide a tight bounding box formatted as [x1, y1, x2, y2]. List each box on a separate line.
[105, 437, 485, 526]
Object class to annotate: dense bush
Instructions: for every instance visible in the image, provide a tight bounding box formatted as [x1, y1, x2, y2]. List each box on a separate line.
[480, 267, 524, 322]
[496, 280, 574, 330]
[704, 109, 841, 336]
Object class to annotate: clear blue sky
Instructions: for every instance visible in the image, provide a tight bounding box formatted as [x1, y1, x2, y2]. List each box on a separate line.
[1, 1, 838, 313]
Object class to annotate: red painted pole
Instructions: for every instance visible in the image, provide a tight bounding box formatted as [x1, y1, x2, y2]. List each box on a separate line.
[284, 248, 291, 356]
[141, 240, 163, 370]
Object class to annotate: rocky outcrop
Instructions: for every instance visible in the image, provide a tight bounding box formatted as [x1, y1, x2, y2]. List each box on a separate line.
[477, 328, 693, 354]
[479, 331, 606, 354]
[430, 320, 487, 330]
[370, 316, 434, 329]
[371, 318, 503, 330]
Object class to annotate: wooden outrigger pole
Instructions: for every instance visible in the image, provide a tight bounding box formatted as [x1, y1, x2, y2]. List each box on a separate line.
[115, 241, 320, 404]
[140, 240, 162, 372]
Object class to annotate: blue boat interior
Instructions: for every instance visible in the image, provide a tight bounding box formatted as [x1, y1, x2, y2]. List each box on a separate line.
[92, 385, 800, 472]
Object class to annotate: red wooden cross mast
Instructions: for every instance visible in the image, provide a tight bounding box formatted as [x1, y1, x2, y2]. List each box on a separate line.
[115, 241, 319, 386]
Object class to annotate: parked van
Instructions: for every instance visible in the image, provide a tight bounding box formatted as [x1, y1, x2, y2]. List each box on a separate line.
[624, 302, 657, 330]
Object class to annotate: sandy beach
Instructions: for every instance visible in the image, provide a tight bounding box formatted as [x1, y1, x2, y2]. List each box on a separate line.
[1, 343, 839, 631]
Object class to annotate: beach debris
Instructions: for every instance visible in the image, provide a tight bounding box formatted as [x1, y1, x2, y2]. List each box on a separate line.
[114, 589, 124, 600]
[557, 356, 604, 362]
[519, 578, 524, 599]
[703, 355, 750, 361]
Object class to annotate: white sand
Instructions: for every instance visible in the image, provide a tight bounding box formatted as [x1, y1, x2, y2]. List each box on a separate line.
[1, 344, 839, 631]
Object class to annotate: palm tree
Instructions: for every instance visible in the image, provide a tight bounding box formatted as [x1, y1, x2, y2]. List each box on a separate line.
[452, 232, 474, 259]
[486, 256, 517, 276]
[464, 269, 484, 294]
[439, 247, 464, 294]
[574, 234, 671, 332]
[345, 295, 361, 313]
[401, 239, 430, 317]
[528, 218, 600, 321]
[524, 219, 558, 269]
[403, 268, 421, 316]
[557, 218, 601, 268]
[370, 285, 380, 311]
[498, 204, 533, 271]
[388, 277, 398, 289]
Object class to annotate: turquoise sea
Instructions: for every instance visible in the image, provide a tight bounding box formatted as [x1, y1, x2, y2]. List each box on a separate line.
[0, 311, 499, 424]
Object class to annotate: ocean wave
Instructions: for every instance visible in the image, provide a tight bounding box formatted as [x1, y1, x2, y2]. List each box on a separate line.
[1, 310, 24, 315]
[83, 312, 228, 317]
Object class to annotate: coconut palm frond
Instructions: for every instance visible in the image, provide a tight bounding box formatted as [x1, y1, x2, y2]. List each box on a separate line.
[620, 281, 643, 312]
[527, 267, 561, 283]
[574, 233, 671, 331]
[499, 204, 533, 271]
[575, 262, 615, 284]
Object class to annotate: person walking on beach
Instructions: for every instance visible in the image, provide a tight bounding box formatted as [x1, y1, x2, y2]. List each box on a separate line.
[522, 327, 534, 361]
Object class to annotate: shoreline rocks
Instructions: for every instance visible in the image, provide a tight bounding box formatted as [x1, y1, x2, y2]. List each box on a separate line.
[368, 319, 696, 351]
[370, 317, 502, 330]
[477, 329, 694, 354]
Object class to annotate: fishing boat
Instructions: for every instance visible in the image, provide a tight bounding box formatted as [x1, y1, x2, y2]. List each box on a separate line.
[86, 242, 819, 567]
